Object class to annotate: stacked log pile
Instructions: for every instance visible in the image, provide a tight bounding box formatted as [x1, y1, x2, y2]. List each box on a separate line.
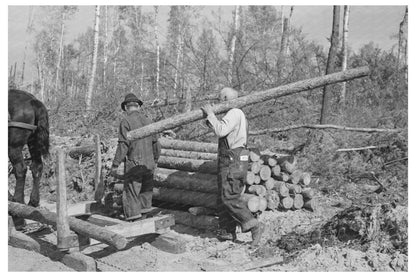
[243, 150, 317, 212]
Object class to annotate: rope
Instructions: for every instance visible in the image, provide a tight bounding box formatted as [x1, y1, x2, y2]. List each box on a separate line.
[8, 121, 37, 131]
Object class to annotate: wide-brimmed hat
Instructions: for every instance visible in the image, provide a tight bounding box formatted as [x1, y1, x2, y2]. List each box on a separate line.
[121, 93, 143, 111]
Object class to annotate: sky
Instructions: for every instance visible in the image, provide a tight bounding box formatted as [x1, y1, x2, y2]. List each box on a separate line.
[8, 5, 407, 81]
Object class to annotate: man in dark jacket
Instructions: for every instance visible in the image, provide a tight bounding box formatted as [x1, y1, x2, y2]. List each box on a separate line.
[111, 93, 161, 221]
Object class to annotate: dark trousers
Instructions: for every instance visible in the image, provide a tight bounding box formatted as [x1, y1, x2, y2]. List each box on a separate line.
[218, 163, 258, 233]
[123, 160, 154, 220]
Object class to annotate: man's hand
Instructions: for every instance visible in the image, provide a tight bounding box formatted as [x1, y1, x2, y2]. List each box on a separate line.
[201, 104, 214, 117]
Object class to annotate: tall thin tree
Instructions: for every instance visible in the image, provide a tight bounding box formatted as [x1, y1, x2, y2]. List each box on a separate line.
[227, 5, 240, 86]
[85, 5, 100, 113]
[154, 6, 160, 98]
[340, 5, 350, 104]
[319, 5, 340, 124]
[397, 6, 408, 69]
[55, 7, 66, 91]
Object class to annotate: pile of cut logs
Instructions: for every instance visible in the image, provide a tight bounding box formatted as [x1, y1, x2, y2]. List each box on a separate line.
[243, 149, 317, 213]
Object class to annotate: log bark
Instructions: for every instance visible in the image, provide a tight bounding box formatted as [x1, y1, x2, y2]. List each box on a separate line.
[266, 190, 280, 211]
[292, 194, 304, 210]
[68, 144, 95, 160]
[8, 201, 127, 250]
[161, 149, 217, 160]
[259, 165, 272, 181]
[157, 156, 217, 174]
[303, 198, 318, 211]
[127, 66, 370, 140]
[154, 167, 217, 193]
[301, 188, 314, 200]
[153, 187, 217, 209]
[159, 138, 217, 153]
[280, 197, 294, 210]
[250, 124, 403, 135]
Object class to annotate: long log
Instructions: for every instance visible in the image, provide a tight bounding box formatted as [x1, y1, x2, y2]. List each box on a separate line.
[68, 144, 95, 160]
[157, 156, 217, 174]
[159, 138, 217, 153]
[8, 201, 127, 250]
[250, 124, 403, 136]
[153, 187, 217, 209]
[161, 149, 217, 160]
[154, 168, 217, 193]
[127, 66, 370, 140]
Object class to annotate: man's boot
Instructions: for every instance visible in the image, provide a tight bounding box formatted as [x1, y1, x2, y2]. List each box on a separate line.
[217, 229, 237, 242]
[250, 223, 265, 246]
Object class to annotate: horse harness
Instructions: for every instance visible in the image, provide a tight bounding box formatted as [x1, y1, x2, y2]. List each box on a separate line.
[8, 113, 37, 131]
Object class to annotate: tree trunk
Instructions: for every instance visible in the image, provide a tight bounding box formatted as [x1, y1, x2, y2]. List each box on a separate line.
[160, 138, 217, 153]
[21, 7, 35, 86]
[154, 6, 160, 98]
[320, 5, 341, 124]
[8, 201, 127, 250]
[55, 8, 66, 91]
[184, 87, 192, 112]
[173, 30, 182, 95]
[227, 5, 240, 86]
[85, 5, 100, 113]
[103, 5, 108, 89]
[153, 187, 217, 209]
[161, 149, 217, 160]
[340, 5, 350, 104]
[154, 168, 217, 193]
[157, 156, 217, 174]
[397, 6, 408, 69]
[127, 66, 369, 140]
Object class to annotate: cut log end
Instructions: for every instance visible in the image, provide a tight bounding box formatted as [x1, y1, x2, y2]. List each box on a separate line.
[280, 197, 294, 210]
[303, 198, 318, 212]
[259, 165, 272, 181]
[292, 194, 304, 210]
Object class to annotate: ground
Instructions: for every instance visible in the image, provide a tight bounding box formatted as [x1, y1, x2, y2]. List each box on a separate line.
[8, 134, 408, 272]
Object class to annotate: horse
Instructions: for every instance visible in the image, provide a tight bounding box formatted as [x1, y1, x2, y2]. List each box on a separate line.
[8, 89, 49, 207]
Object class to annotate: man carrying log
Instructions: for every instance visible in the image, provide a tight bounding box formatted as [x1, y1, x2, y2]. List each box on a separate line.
[201, 87, 264, 246]
[111, 93, 161, 221]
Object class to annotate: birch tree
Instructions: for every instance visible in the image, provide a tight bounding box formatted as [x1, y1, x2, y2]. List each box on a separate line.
[227, 5, 240, 86]
[319, 5, 340, 124]
[154, 6, 160, 98]
[340, 5, 350, 104]
[397, 6, 408, 69]
[85, 5, 100, 112]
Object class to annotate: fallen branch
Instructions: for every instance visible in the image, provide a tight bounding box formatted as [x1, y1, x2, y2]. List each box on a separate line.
[383, 157, 408, 167]
[336, 145, 389, 152]
[250, 124, 403, 135]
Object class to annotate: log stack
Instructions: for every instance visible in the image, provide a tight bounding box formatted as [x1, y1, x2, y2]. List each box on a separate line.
[243, 151, 317, 212]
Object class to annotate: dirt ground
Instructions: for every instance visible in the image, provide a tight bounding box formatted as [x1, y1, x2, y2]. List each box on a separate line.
[8, 135, 408, 272]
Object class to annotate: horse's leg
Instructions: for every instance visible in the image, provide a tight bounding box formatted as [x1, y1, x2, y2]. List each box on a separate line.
[28, 146, 43, 207]
[8, 146, 27, 204]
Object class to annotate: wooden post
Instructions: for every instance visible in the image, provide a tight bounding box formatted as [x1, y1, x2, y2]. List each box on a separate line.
[94, 134, 104, 202]
[56, 148, 79, 251]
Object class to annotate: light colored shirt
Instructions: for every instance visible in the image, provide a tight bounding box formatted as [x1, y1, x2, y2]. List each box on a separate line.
[206, 108, 247, 149]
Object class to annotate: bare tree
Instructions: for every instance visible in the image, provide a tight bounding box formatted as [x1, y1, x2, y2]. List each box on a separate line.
[340, 5, 350, 104]
[85, 5, 100, 113]
[103, 5, 108, 89]
[227, 5, 240, 86]
[21, 6, 35, 86]
[397, 6, 408, 69]
[55, 7, 66, 91]
[319, 5, 341, 124]
[154, 6, 160, 98]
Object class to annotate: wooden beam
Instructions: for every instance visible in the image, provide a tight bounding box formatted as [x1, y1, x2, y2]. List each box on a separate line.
[161, 149, 217, 160]
[159, 138, 217, 153]
[8, 201, 127, 250]
[127, 66, 370, 140]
